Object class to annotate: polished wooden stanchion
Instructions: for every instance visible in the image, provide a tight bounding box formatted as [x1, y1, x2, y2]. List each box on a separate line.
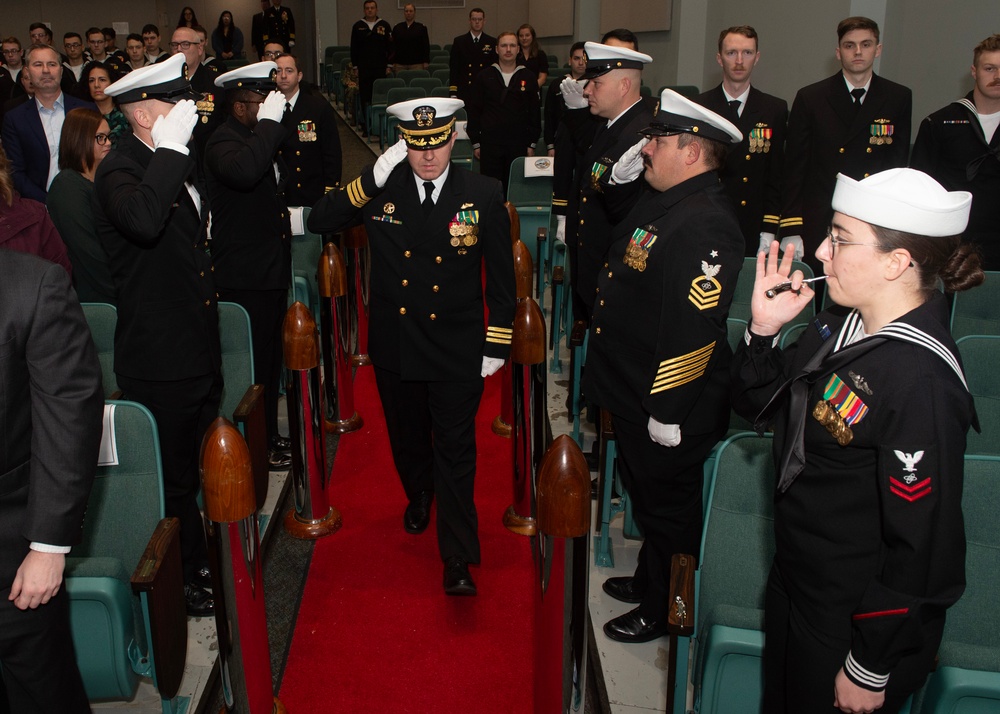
[502, 295, 546, 536]
[492, 202, 528, 439]
[534, 435, 591, 714]
[318, 242, 363, 434]
[283, 301, 342, 539]
[340, 224, 371, 367]
[200, 418, 286, 714]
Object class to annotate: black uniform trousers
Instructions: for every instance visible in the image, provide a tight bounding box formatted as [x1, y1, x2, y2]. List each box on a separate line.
[117, 371, 223, 583]
[479, 144, 522, 199]
[218, 288, 286, 443]
[374, 365, 484, 564]
[0, 589, 89, 714]
[764, 562, 943, 713]
[611, 415, 724, 621]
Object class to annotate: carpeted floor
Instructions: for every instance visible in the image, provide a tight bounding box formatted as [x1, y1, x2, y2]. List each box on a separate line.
[277, 366, 535, 713]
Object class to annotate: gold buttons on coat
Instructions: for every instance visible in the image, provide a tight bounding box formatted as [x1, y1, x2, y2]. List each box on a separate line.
[742, 177, 748, 183]
[430, 314, 437, 320]
[204, 300, 210, 306]
[745, 154, 751, 160]
[607, 271, 612, 278]
[402, 279, 409, 286]
[399, 307, 407, 315]
[404, 250, 412, 257]
[838, 148, 845, 154]
[435, 256, 442, 263]
[595, 327, 601, 334]
[866, 147, 872, 154]
[432, 285, 439, 292]
[740, 200, 747, 206]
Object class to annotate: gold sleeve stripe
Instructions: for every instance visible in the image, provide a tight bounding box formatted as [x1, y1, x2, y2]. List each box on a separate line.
[650, 341, 715, 394]
[552, 198, 568, 207]
[486, 337, 512, 344]
[762, 214, 780, 224]
[779, 217, 803, 228]
[346, 177, 369, 208]
[487, 326, 513, 334]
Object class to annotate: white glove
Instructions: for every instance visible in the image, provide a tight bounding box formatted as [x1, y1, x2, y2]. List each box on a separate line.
[610, 137, 649, 185]
[151, 99, 198, 153]
[779, 235, 804, 261]
[256, 90, 286, 124]
[554, 215, 566, 244]
[758, 232, 776, 254]
[373, 139, 409, 188]
[647, 416, 681, 447]
[560, 77, 589, 110]
[481, 356, 504, 377]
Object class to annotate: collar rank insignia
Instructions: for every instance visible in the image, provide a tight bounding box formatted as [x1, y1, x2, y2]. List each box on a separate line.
[870, 118, 894, 145]
[623, 227, 657, 271]
[889, 449, 931, 501]
[811, 373, 869, 446]
[688, 258, 722, 310]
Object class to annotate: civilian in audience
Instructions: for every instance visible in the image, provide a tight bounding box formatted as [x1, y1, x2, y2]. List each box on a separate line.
[178, 6, 199, 29]
[0, 144, 72, 273]
[47, 107, 116, 303]
[78, 61, 129, 147]
[212, 11, 244, 61]
[516, 24, 548, 86]
[391, 3, 430, 72]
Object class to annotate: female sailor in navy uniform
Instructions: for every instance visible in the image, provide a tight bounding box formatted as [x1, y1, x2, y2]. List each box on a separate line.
[733, 168, 983, 713]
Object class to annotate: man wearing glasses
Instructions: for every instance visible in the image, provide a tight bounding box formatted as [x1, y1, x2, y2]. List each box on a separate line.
[63, 32, 86, 83]
[169, 26, 222, 151]
[1, 37, 24, 93]
[2, 44, 95, 201]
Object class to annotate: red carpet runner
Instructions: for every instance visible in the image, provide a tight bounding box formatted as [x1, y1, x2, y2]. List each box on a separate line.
[279, 367, 535, 712]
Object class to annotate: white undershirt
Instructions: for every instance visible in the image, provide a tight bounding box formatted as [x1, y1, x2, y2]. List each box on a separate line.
[977, 109, 1000, 143]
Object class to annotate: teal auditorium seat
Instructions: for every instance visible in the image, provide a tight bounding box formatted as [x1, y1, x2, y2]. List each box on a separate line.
[381, 86, 428, 149]
[506, 156, 553, 301]
[956, 335, 1000, 457]
[290, 206, 326, 325]
[912, 454, 1000, 713]
[670, 431, 774, 714]
[218, 302, 255, 419]
[81, 302, 119, 398]
[396, 68, 429, 84]
[950, 270, 1000, 339]
[431, 67, 451, 85]
[67, 401, 187, 711]
[366, 77, 405, 142]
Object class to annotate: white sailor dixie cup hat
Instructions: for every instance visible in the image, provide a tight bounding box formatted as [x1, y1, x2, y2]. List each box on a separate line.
[640, 88, 743, 145]
[215, 61, 278, 94]
[832, 169, 972, 236]
[388, 97, 464, 150]
[582, 42, 652, 79]
[104, 53, 201, 104]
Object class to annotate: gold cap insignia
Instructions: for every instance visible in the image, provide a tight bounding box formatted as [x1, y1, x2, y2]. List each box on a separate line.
[413, 105, 436, 127]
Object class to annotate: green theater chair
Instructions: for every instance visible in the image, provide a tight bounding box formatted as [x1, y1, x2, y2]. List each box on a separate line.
[956, 335, 1000, 457]
[911, 454, 1000, 713]
[381, 86, 427, 149]
[506, 156, 553, 303]
[366, 77, 405, 142]
[396, 68, 429, 84]
[66, 400, 188, 712]
[950, 270, 1000, 339]
[668, 431, 774, 714]
[81, 302, 119, 398]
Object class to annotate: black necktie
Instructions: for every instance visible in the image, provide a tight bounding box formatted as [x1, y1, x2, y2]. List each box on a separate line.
[473, 36, 479, 45]
[728, 99, 741, 118]
[284, 101, 292, 116]
[851, 87, 866, 106]
[422, 181, 435, 216]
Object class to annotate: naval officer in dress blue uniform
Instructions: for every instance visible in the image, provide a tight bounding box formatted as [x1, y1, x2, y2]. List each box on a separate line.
[585, 90, 744, 643]
[308, 98, 516, 596]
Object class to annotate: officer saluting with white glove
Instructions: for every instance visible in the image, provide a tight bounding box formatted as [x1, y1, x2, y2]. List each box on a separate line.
[308, 98, 515, 597]
[584, 89, 744, 643]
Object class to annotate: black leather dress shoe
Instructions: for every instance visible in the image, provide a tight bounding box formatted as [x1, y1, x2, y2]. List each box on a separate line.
[603, 608, 667, 643]
[192, 565, 213, 590]
[268, 448, 292, 471]
[184, 583, 215, 618]
[443, 556, 477, 596]
[403, 490, 433, 534]
[603, 576, 644, 604]
[271, 435, 292, 453]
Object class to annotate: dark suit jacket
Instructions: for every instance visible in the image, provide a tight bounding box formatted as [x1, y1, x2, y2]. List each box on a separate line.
[449, 33, 497, 99]
[391, 21, 430, 66]
[781, 72, 912, 258]
[1, 93, 97, 201]
[0, 250, 103, 584]
[695, 84, 788, 254]
[251, 11, 267, 58]
[278, 89, 343, 207]
[585, 171, 743, 432]
[308, 163, 515, 381]
[567, 98, 655, 312]
[94, 132, 221, 382]
[205, 115, 292, 291]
